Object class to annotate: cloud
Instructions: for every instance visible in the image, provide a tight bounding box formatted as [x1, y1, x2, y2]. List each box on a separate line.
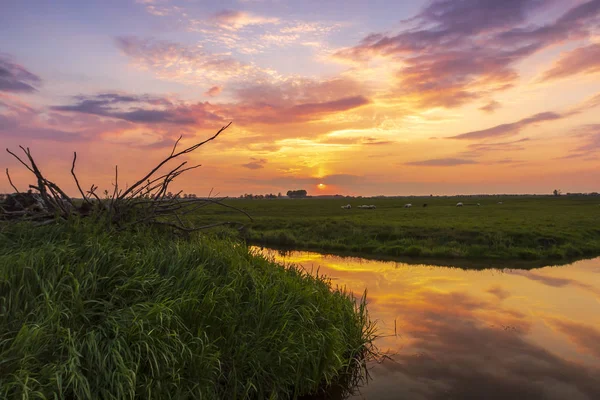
[573, 125, 600, 153]
[480, 100, 502, 113]
[405, 157, 479, 166]
[486, 285, 511, 301]
[467, 138, 531, 152]
[115, 36, 272, 85]
[204, 86, 223, 97]
[216, 77, 370, 126]
[0, 56, 42, 93]
[241, 157, 267, 169]
[450, 112, 562, 140]
[222, 95, 369, 126]
[51, 93, 221, 125]
[291, 96, 369, 116]
[547, 318, 600, 359]
[559, 124, 600, 159]
[506, 270, 600, 295]
[541, 43, 600, 81]
[240, 173, 363, 187]
[0, 96, 133, 145]
[210, 10, 279, 31]
[333, 0, 600, 111]
[497, 0, 600, 48]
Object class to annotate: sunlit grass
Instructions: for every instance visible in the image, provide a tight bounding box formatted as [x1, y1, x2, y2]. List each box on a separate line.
[0, 221, 376, 399]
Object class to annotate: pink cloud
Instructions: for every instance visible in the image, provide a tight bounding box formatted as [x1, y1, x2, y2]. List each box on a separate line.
[204, 86, 223, 97]
[541, 43, 600, 81]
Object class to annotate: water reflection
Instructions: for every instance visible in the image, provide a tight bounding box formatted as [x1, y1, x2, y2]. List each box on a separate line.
[253, 247, 600, 400]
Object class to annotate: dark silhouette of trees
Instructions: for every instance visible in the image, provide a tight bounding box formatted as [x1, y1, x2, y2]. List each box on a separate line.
[286, 189, 307, 198]
[553, 189, 562, 196]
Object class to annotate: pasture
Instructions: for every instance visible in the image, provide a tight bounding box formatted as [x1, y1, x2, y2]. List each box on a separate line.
[192, 196, 600, 263]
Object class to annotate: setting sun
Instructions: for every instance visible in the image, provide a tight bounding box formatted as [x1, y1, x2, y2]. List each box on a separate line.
[317, 183, 326, 190]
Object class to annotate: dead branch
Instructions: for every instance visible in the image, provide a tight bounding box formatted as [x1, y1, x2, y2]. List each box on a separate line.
[71, 152, 91, 205]
[119, 122, 231, 200]
[6, 169, 19, 193]
[2, 122, 251, 235]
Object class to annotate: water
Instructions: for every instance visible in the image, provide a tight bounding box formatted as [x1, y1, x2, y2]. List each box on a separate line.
[253, 247, 600, 400]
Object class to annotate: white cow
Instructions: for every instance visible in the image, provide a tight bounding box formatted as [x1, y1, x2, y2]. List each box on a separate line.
[456, 202, 464, 207]
[477, 203, 481, 206]
[404, 203, 412, 208]
[498, 201, 503, 205]
[341, 204, 352, 209]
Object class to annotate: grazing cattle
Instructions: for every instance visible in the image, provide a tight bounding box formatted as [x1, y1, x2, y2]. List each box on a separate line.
[477, 203, 480, 206]
[341, 204, 351, 209]
[456, 202, 463, 207]
[498, 201, 503, 205]
[358, 204, 376, 209]
[422, 203, 428, 207]
[404, 203, 412, 208]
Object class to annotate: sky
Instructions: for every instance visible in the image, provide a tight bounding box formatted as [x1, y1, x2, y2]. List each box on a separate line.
[1, 0, 599, 197]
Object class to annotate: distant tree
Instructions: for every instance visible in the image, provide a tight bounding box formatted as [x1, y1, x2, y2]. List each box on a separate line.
[286, 189, 307, 198]
[553, 189, 562, 196]
[277, 192, 282, 198]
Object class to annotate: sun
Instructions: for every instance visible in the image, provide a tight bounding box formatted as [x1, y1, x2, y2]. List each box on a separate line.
[317, 183, 326, 190]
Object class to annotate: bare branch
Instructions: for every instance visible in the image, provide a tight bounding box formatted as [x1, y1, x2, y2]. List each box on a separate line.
[6, 168, 19, 193]
[3, 122, 250, 233]
[71, 152, 91, 205]
[119, 121, 231, 199]
[170, 135, 183, 157]
[6, 148, 34, 173]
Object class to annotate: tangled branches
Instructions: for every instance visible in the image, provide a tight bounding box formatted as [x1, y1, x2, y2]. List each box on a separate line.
[1, 122, 252, 231]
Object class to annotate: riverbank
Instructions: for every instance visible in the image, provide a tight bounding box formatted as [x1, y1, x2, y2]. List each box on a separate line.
[191, 196, 600, 263]
[0, 221, 375, 399]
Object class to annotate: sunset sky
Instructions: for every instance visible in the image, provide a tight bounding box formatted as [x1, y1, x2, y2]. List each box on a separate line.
[1, 0, 599, 197]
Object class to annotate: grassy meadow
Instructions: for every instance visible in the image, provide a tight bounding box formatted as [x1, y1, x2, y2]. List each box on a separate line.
[190, 195, 600, 264]
[0, 221, 375, 399]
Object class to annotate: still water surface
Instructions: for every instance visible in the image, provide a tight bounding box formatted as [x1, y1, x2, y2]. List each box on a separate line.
[253, 247, 600, 400]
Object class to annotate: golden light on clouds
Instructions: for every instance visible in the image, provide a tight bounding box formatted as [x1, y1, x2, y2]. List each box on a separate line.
[1, 0, 600, 196]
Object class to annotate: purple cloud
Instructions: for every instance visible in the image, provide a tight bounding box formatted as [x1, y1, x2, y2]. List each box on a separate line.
[467, 138, 531, 152]
[291, 96, 369, 115]
[405, 157, 479, 166]
[51, 93, 219, 125]
[450, 112, 562, 140]
[241, 158, 267, 169]
[0, 56, 41, 93]
[335, 0, 600, 110]
[480, 100, 502, 113]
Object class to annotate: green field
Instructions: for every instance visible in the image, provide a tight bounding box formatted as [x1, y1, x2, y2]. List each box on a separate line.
[191, 196, 600, 264]
[0, 221, 374, 399]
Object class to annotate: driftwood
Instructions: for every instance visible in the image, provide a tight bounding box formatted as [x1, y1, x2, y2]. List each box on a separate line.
[1, 122, 252, 231]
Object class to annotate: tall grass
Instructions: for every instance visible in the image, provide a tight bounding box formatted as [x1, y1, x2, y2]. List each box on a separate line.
[0, 221, 376, 399]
